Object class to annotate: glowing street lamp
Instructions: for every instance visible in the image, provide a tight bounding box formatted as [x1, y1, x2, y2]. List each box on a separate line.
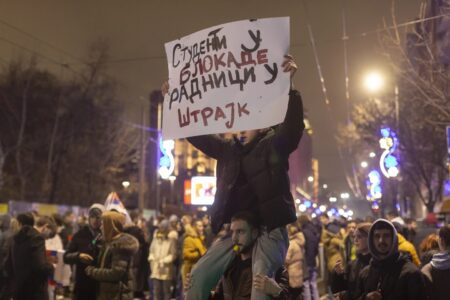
[340, 192, 350, 199]
[307, 176, 314, 183]
[363, 71, 385, 93]
[122, 181, 130, 188]
[361, 161, 368, 168]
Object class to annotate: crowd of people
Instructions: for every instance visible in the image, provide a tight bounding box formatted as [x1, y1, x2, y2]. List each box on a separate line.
[0, 205, 449, 300]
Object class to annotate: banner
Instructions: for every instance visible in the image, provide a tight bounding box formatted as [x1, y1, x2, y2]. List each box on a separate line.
[163, 17, 290, 139]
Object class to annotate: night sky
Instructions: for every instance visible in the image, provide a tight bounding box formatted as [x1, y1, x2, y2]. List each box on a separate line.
[0, 0, 424, 195]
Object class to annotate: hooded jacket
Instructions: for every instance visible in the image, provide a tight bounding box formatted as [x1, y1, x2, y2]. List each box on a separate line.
[302, 221, 320, 268]
[182, 224, 207, 285]
[5, 225, 54, 300]
[398, 233, 421, 266]
[187, 90, 304, 234]
[86, 232, 139, 300]
[421, 252, 450, 300]
[356, 219, 426, 300]
[148, 229, 177, 281]
[63, 225, 102, 300]
[285, 232, 305, 288]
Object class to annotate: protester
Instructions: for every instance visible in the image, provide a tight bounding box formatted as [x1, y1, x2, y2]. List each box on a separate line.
[5, 212, 55, 300]
[202, 214, 214, 248]
[187, 211, 290, 299]
[168, 214, 180, 241]
[85, 211, 138, 300]
[356, 219, 426, 300]
[64, 204, 105, 300]
[124, 218, 150, 300]
[395, 223, 421, 266]
[284, 223, 305, 299]
[421, 224, 450, 300]
[321, 216, 344, 293]
[419, 233, 440, 267]
[164, 55, 304, 300]
[332, 223, 372, 300]
[182, 219, 207, 289]
[148, 219, 177, 300]
[298, 214, 320, 300]
[342, 220, 357, 265]
[52, 213, 69, 249]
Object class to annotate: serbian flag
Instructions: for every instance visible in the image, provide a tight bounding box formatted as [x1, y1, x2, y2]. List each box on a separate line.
[104, 192, 132, 225]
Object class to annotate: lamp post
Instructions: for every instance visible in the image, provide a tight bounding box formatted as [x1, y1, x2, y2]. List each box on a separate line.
[363, 70, 401, 216]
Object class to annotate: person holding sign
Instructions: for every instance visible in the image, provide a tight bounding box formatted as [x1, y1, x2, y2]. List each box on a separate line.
[162, 53, 304, 300]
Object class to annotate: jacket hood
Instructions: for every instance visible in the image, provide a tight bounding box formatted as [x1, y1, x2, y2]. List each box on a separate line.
[109, 232, 139, 256]
[184, 224, 199, 238]
[102, 211, 125, 242]
[431, 252, 450, 270]
[368, 219, 398, 261]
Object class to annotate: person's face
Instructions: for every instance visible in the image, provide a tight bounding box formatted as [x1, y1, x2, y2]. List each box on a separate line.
[230, 219, 257, 254]
[347, 222, 357, 238]
[320, 216, 329, 225]
[235, 130, 260, 145]
[373, 228, 393, 256]
[195, 221, 204, 235]
[89, 215, 102, 230]
[354, 230, 368, 254]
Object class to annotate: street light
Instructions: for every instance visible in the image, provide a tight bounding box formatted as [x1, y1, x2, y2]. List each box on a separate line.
[361, 161, 368, 168]
[307, 176, 314, 183]
[363, 71, 385, 93]
[340, 192, 350, 199]
[122, 181, 130, 188]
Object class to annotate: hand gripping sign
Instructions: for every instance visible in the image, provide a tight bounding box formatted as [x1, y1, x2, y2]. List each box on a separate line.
[163, 17, 290, 139]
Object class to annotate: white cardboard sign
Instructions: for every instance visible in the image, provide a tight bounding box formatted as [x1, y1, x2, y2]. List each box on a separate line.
[163, 17, 290, 139]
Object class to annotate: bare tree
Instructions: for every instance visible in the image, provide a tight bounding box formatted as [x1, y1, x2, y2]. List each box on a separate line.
[339, 1, 449, 213]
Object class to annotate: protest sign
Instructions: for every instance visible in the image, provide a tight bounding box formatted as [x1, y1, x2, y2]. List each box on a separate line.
[163, 17, 290, 139]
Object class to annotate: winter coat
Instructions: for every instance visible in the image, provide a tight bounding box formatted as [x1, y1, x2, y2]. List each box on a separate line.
[421, 252, 450, 300]
[398, 233, 421, 266]
[124, 226, 149, 293]
[148, 231, 177, 281]
[356, 219, 426, 300]
[212, 256, 290, 300]
[63, 225, 102, 300]
[285, 232, 305, 288]
[322, 227, 344, 273]
[302, 221, 320, 268]
[188, 90, 304, 234]
[343, 234, 356, 264]
[5, 225, 54, 300]
[333, 252, 371, 300]
[181, 225, 207, 285]
[86, 233, 139, 300]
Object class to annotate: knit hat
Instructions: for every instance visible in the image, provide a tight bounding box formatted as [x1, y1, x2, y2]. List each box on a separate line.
[102, 211, 125, 242]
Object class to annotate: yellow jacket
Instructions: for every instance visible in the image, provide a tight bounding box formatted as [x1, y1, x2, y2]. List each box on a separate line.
[181, 225, 207, 285]
[398, 233, 420, 266]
